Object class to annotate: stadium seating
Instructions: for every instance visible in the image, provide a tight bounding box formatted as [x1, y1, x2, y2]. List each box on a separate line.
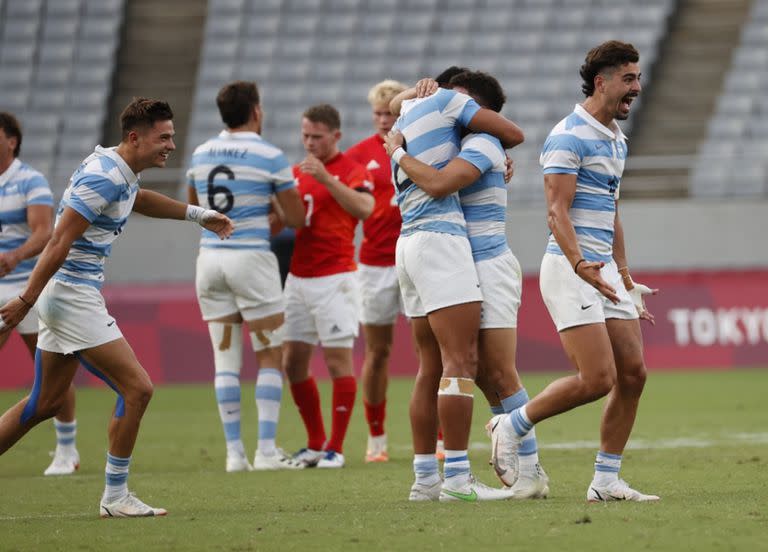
[691, 0, 768, 198]
[187, 0, 675, 203]
[0, 0, 124, 194]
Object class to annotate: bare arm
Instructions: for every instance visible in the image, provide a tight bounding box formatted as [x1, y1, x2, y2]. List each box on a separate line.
[0, 204, 53, 277]
[612, 202, 628, 270]
[383, 131, 479, 198]
[298, 155, 374, 220]
[187, 186, 199, 207]
[274, 187, 306, 229]
[133, 188, 234, 238]
[467, 109, 524, 150]
[544, 173, 619, 303]
[390, 88, 418, 117]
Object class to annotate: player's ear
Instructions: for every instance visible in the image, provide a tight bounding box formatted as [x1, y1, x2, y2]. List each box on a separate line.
[333, 129, 342, 142]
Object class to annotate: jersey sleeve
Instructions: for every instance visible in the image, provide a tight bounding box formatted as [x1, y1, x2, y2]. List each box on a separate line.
[439, 89, 482, 128]
[540, 133, 583, 175]
[21, 173, 54, 206]
[458, 135, 504, 174]
[271, 153, 296, 193]
[185, 167, 196, 189]
[66, 174, 122, 223]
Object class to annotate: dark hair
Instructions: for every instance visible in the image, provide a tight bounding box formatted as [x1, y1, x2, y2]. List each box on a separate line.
[120, 98, 174, 139]
[580, 41, 639, 97]
[216, 81, 260, 128]
[0, 111, 22, 157]
[449, 71, 506, 113]
[302, 104, 341, 130]
[435, 65, 470, 88]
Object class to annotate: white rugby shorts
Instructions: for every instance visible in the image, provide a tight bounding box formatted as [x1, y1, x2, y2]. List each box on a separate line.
[0, 282, 39, 335]
[396, 232, 482, 318]
[283, 271, 360, 348]
[36, 279, 123, 354]
[357, 263, 401, 326]
[196, 248, 284, 322]
[476, 250, 523, 330]
[539, 253, 638, 332]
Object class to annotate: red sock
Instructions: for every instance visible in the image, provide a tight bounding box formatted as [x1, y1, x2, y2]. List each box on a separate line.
[326, 376, 357, 454]
[364, 400, 386, 437]
[290, 377, 326, 450]
[437, 428, 444, 441]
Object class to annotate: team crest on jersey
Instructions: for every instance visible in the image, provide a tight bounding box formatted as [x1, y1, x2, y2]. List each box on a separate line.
[366, 159, 380, 170]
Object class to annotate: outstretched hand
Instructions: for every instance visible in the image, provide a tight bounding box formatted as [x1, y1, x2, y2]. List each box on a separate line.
[201, 211, 233, 239]
[628, 282, 659, 325]
[0, 296, 32, 335]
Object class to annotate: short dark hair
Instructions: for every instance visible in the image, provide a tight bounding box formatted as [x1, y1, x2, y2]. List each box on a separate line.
[449, 71, 506, 113]
[216, 81, 260, 128]
[120, 98, 174, 139]
[302, 104, 340, 130]
[580, 41, 640, 97]
[435, 65, 471, 88]
[0, 112, 22, 157]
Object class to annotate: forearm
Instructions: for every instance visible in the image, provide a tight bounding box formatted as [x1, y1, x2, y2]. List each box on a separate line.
[398, 155, 452, 198]
[8, 228, 51, 263]
[548, 206, 584, 268]
[323, 178, 373, 220]
[390, 87, 417, 116]
[133, 189, 188, 220]
[612, 212, 628, 269]
[20, 237, 71, 302]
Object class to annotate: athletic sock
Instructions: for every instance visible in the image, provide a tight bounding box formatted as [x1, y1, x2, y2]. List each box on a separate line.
[210, 322, 244, 455]
[490, 404, 505, 415]
[509, 404, 534, 438]
[364, 400, 386, 437]
[326, 376, 356, 454]
[443, 449, 471, 489]
[102, 453, 130, 503]
[53, 418, 77, 454]
[255, 367, 282, 456]
[593, 451, 622, 486]
[502, 389, 540, 469]
[413, 453, 440, 486]
[290, 377, 326, 451]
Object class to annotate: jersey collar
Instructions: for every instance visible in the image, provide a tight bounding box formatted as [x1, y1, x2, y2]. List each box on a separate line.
[0, 158, 22, 187]
[573, 104, 626, 141]
[95, 145, 139, 185]
[219, 130, 262, 140]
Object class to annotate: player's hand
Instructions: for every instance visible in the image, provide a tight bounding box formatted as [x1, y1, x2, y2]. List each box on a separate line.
[628, 282, 658, 325]
[201, 211, 234, 239]
[384, 131, 405, 157]
[0, 252, 20, 277]
[576, 261, 620, 304]
[504, 156, 514, 183]
[0, 296, 31, 335]
[415, 78, 439, 98]
[299, 154, 333, 185]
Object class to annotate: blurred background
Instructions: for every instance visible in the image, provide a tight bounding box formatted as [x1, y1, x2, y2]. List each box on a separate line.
[1, 0, 766, 385]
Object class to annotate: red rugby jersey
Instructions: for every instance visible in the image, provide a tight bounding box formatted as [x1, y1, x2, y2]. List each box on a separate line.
[346, 134, 401, 267]
[289, 152, 372, 278]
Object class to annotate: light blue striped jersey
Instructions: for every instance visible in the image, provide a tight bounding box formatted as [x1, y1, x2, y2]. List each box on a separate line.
[457, 133, 509, 262]
[187, 130, 295, 250]
[0, 159, 53, 285]
[539, 104, 627, 263]
[392, 88, 481, 237]
[54, 146, 139, 289]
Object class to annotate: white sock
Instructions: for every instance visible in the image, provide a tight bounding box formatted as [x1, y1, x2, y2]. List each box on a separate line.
[593, 451, 622, 486]
[103, 453, 130, 503]
[53, 418, 77, 454]
[255, 367, 283, 456]
[443, 449, 471, 489]
[413, 453, 440, 486]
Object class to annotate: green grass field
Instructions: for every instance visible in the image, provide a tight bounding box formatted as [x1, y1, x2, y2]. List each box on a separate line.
[1, 370, 767, 551]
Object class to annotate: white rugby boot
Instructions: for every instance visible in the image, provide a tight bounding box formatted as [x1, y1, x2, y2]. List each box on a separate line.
[439, 475, 515, 502]
[408, 479, 442, 502]
[486, 414, 522, 487]
[316, 450, 345, 468]
[225, 451, 253, 473]
[292, 447, 325, 467]
[509, 463, 550, 499]
[587, 479, 660, 502]
[44, 448, 80, 476]
[100, 492, 167, 518]
[253, 448, 304, 470]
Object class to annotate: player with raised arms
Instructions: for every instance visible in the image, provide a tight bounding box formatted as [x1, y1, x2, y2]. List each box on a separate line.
[0, 98, 233, 517]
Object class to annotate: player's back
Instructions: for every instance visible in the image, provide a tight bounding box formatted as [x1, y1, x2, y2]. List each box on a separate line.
[187, 131, 294, 251]
[393, 88, 481, 237]
[539, 105, 627, 263]
[457, 133, 509, 262]
[0, 159, 53, 285]
[56, 146, 139, 289]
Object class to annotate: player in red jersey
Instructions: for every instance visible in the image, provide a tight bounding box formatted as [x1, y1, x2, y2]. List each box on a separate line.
[345, 80, 406, 463]
[283, 104, 375, 468]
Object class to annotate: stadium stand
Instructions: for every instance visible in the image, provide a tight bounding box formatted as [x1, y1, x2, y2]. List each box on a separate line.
[0, 0, 124, 195]
[691, 0, 768, 197]
[186, 0, 675, 203]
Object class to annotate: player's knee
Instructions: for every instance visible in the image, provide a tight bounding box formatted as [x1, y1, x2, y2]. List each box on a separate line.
[365, 341, 392, 365]
[618, 361, 647, 395]
[583, 371, 615, 400]
[34, 395, 66, 421]
[442, 348, 478, 379]
[126, 380, 154, 409]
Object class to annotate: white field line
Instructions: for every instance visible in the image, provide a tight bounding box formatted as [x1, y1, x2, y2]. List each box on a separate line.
[0, 512, 93, 521]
